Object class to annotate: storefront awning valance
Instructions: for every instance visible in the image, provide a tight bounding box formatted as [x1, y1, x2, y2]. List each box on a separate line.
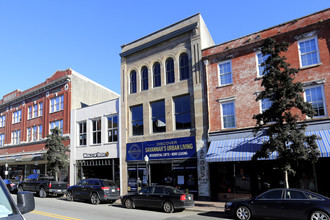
[206, 130, 330, 162]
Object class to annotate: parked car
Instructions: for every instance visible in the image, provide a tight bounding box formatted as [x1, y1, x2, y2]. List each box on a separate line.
[66, 178, 120, 205]
[0, 177, 35, 219]
[121, 185, 194, 213]
[17, 174, 68, 198]
[225, 188, 330, 220]
[3, 179, 18, 193]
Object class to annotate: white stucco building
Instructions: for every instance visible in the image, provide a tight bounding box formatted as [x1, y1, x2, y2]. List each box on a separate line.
[70, 98, 121, 190]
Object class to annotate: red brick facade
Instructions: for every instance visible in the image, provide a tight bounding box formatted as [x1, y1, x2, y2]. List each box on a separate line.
[0, 69, 72, 159]
[203, 9, 330, 132]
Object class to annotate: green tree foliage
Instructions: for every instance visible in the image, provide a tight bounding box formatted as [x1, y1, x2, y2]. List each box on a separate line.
[252, 38, 320, 188]
[45, 127, 70, 181]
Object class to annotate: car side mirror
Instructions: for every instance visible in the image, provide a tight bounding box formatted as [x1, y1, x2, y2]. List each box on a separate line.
[17, 191, 35, 214]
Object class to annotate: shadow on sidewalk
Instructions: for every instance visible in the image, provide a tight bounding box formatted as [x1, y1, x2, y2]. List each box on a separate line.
[198, 211, 233, 219]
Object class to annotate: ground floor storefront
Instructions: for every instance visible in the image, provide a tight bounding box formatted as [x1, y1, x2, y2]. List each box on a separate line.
[126, 136, 199, 197]
[74, 158, 120, 186]
[0, 152, 68, 181]
[127, 159, 198, 195]
[206, 128, 330, 201]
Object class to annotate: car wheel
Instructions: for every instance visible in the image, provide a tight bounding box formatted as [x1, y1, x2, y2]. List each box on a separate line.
[66, 191, 74, 202]
[39, 188, 47, 198]
[310, 210, 330, 220]
[124, 198, 134, 209]
[236, 206, 251, 220]
[163, 201, 174, 213]
[17, 186, 23, 192]
[90, 192, 100, 205]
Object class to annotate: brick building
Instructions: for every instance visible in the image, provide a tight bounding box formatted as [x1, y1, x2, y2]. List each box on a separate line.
[203, 9, 330, 200]
[120, 14, 214, 199]
[0, 69, 119, 182]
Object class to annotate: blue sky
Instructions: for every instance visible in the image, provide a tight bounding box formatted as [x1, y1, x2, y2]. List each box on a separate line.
[0, 1, 328, 97]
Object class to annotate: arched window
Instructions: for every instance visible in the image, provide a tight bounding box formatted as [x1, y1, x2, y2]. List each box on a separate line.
[130, 70, 137, 94]
[179, 53, 189, 80]
[153, 62, 161, 88]
[141, 66, 148, 91]
[166, 58, 174, 84]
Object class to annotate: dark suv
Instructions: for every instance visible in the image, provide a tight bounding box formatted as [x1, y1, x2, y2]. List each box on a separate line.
[66, 178, 120, 205]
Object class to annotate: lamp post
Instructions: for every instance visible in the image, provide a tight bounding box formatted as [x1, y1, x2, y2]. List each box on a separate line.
[5, 163, 8, 179]
[144, 155, 151, 186]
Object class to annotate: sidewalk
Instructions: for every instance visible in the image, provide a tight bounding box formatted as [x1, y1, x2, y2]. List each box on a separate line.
[186, 200, 225, 212]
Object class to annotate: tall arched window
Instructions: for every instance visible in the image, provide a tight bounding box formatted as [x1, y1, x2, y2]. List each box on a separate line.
[141, 66, 149, 91]
[166, 58, 174, 84]
[153, 62, 161, 88]
[130, 70, 137, 94]
[179, 53, 189, 80]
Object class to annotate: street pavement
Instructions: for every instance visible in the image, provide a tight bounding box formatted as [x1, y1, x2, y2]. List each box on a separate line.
[13, 194, 230, 220]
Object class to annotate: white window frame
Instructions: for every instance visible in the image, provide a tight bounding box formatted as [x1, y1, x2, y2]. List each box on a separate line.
[0, 115, 5, 127]
[28, 106, 32, 119]
[27, 127, 32, 142]
[218, 60, 233, 86]
[256, 51, 270, 77]
[78, 121, 87, 146]
[92, 118, 102, 144]
[220, 100, 236, 129]
[12, 110, 22, 124]
[50, 120, 63, 134]
[50, 95, 64, 113]
[107, 115, 118, 143]
[38, 125, 42, 140]
[33, 104, 38, 118]
[0, 134, 4, 146]
[304, 84, 327, 118]
[12, 130, 21, 145]
[39, 102, 43, 116]
[298, 36, 321, 68]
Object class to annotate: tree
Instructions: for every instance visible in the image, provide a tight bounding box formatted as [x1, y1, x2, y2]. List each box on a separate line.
[252, 38, 320, 188]
[45, 127, 70, 181]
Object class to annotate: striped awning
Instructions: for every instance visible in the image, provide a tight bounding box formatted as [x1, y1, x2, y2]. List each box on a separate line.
[206, 130, 330, 162]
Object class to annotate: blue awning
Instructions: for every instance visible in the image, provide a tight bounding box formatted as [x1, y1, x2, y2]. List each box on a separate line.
[206, 130, 330, 162]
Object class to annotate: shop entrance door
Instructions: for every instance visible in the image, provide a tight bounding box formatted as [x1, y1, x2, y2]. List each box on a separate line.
[150, 163, 173, 186]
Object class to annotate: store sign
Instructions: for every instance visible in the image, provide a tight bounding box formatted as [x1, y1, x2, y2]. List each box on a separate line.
[83, 152, 109, 158]
[126, 136, 196, 161]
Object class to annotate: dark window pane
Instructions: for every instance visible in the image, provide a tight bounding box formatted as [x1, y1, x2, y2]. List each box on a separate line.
[174, 95, 191, 130]
[141, 67, 148, 91]
[153, 62, 161, 87]
[258, 190, 282, 200]
[151, 100, 166, 133]
[130, 71, 137, 94]
[179, 53, 189, 80]
[166, 58, 175, 84]
[131, 105, 143, 135]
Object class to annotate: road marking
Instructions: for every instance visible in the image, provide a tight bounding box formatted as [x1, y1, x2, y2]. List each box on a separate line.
[31, 210, 81, 220]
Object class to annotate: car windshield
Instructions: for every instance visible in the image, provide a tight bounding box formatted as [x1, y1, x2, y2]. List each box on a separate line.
[0, 180, 14, 218]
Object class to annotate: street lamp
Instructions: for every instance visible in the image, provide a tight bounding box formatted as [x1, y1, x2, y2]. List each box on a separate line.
[144, 155, 151, 186]
[5, 163, 8, 179]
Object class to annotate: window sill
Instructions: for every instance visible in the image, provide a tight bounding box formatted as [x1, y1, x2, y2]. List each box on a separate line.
[50, 109, 64, 114]
[216, 83, 233, 89]
[104, 142, 118, 145]
[27, 116, 42, 121]
[90, 144, 101, 147]
[300, 63, 322, 70]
